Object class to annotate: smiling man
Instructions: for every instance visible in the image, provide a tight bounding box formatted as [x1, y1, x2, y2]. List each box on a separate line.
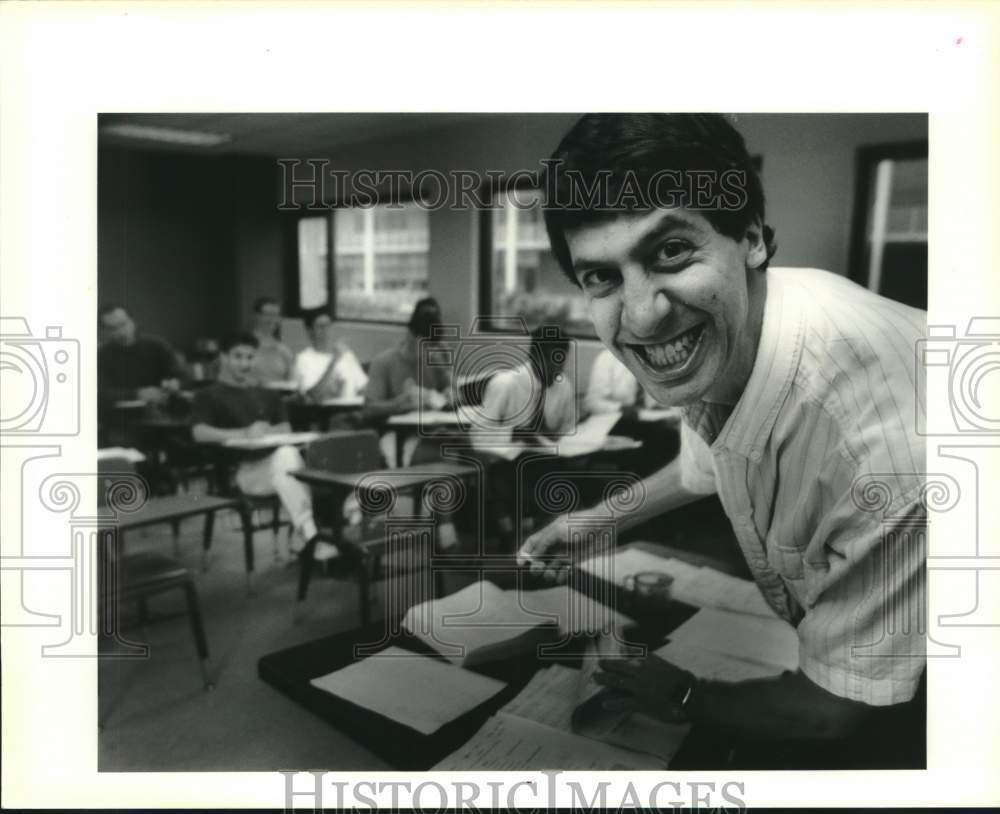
[518, 114, 927, 763]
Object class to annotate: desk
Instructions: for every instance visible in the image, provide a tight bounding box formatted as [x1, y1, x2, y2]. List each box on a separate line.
[258, 529, 926, 770]
[288, 398, 365, 432]
[384, 410, 464, 468]
[293, 461, 480, 620]
[258, 566, 706, 770]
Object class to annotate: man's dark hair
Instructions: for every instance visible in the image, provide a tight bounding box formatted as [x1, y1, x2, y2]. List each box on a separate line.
[543, 113, 777, 285]
[98, 303, 128, 324]
[220, 332, 259, 352]
[253, 296, 280, 313]
[408, 297, 442, 339]
[302, 308, 332, 331]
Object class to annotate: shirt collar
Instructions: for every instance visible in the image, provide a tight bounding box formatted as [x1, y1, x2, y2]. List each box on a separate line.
[685, 269, 805, 459]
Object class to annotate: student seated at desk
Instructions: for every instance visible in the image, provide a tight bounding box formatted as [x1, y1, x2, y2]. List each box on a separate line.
[190, 332, 336, 559]
[363, 297, 452, 466]
[293, 309, 368, 403]
[98, 303, 184, 413]
[250, 296, 295, 385]
[470, 324, 576, 537]
[471, 324, 576, 449]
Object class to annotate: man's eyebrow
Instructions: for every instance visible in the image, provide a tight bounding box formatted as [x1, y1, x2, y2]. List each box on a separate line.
[571, 211, 703, 274]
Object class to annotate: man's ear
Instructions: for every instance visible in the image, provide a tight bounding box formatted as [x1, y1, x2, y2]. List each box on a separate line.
[745, 220, 768, 270]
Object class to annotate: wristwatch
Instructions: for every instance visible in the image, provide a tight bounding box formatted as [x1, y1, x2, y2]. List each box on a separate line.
[670, 675, 698, 718]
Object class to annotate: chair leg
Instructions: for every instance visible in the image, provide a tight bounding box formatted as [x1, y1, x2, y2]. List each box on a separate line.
[181, 579, 213, 690]
[201, 511, 216, 572]
[293, 534, 320, 624]
[170, 519, 181, 559]
[238, 502, 256, 596]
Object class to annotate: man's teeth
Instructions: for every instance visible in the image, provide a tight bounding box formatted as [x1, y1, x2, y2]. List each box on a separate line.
[640, 326, 702, 368]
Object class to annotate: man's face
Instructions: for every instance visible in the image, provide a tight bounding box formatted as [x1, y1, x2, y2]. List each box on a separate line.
[255, 303, 282, 337]
[99, 308, 137, 346]
[221, 344, 257, 385]
[309, 315, 333, 351]
[566, 208, 766, 407]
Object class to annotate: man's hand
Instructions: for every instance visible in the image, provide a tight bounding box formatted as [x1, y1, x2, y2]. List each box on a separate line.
[516, 514, 573, 583]
[245, 420, 271, 439]
[594, 655, 696, 724]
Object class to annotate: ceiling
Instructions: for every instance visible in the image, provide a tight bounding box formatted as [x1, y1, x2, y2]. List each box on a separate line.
[98, 113, 502, 157]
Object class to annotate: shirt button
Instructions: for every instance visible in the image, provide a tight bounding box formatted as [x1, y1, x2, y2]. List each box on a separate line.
[749, 450, 762, 462]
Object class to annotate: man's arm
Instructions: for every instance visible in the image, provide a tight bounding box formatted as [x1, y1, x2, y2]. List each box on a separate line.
[517, 455, 705, 577]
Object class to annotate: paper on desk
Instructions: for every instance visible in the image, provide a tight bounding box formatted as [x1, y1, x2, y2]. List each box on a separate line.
[432, 712, 663, 770]
[578, 546, 777, 619]
[97, 447, 147, 463]
[309, 646, 505, 735]
[655, 639, 787, 682]
[552, 412, 622, 457]
[387, 410, 458, 426]
[223, 431, 320, 449]
[320, 396, 364, 407]
[665, 607, 799, 672]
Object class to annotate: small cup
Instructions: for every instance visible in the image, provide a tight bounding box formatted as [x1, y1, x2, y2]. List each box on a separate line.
[624, 571, 674, 614]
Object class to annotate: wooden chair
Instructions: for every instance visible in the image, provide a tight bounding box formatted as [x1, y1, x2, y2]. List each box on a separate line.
[97, 459, 214, 693]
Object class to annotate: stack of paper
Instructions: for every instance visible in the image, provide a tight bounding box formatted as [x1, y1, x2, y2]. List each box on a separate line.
[402, 581, 633, 667]
[309, 646, 505, 735]
[655, 607, 799, 681]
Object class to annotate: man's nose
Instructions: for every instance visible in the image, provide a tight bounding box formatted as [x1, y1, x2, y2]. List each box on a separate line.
[621, 269, 672, 338]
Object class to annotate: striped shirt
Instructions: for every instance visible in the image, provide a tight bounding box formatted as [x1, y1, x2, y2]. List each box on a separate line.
[679, 267, 926, 706]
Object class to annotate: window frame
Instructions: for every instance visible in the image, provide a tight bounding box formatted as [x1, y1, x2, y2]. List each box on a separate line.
[284, 191, 431, 325]
[477, 175, 597, 338]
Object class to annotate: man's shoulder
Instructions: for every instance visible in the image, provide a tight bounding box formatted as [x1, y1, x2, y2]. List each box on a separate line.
[136, 333, 175, 352]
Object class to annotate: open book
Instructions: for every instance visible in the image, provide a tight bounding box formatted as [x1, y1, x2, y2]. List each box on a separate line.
[402, 580, 633, 668]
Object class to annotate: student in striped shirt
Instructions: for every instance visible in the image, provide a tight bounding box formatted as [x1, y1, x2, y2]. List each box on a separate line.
[518, 113, 926, 754]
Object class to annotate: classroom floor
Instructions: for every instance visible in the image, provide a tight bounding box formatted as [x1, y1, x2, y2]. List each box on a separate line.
[98, 503, 403, 771]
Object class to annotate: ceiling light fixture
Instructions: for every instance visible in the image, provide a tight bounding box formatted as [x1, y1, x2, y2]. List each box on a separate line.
[100, 123, 233, 147]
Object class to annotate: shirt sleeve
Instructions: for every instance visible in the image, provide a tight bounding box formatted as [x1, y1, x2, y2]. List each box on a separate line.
[794, 487, 927, 707]
[337, 351, 369, 398]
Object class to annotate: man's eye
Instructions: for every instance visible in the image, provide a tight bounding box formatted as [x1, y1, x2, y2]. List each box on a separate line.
[654, 240, 694, 265]
[580, 268, 620, 295]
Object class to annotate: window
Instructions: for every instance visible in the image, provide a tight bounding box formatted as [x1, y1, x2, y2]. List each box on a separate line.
[291, 202, 430, 322]
[483, 187, 594, 337]
[848, 142, 928, 310]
